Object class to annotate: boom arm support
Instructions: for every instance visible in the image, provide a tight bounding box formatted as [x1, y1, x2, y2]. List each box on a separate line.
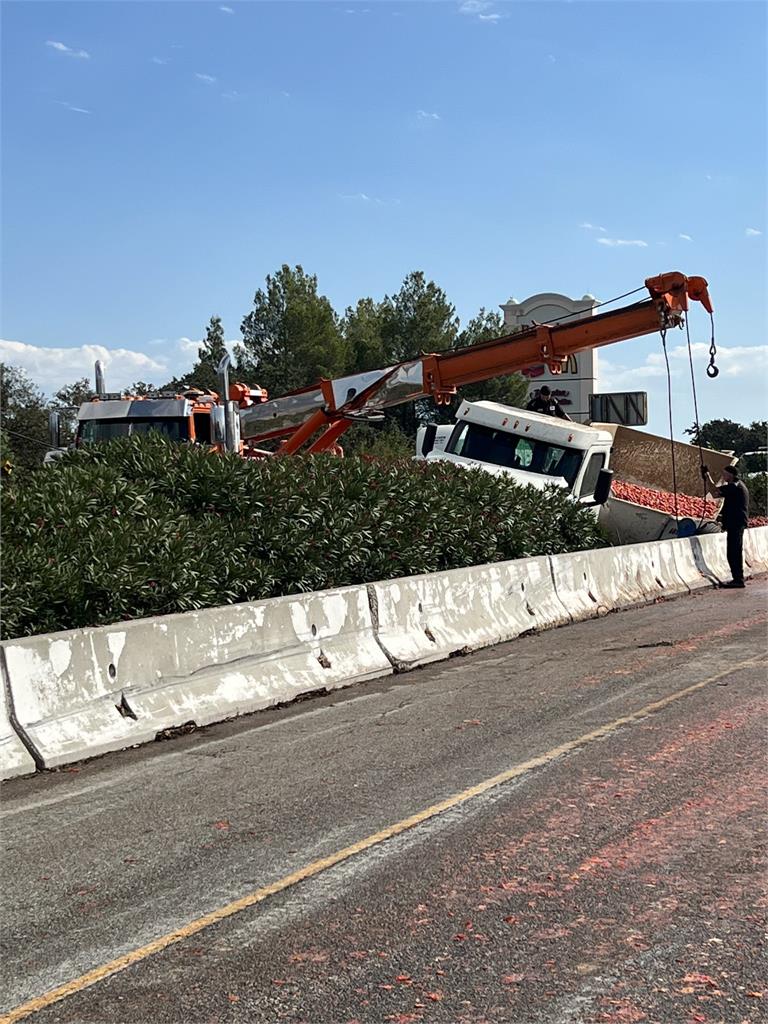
[238, 272, 712, 455]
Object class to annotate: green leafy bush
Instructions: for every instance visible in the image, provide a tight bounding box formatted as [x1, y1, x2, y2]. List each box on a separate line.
[1, 436, 606, 639]
[745, 473, 767, 518]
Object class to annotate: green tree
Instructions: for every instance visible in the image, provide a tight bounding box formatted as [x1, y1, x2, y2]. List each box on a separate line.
[0, 364, 50, 473]
[52, 378, 92, 408]
[343, 297, 390, 373]
[379, 271, 458, 364]
[236, 265, 348, 397]
[454, 308, 528, 410]
[200, 315, 228, 368]
[188, 315, 229, 392]
[126, 381, 156, 396]
[743, 420, 768, 454]
[375, 272, 459, 437]
[685, 418, 767, 456]
[163, 316, 230, 394]
[47, 378, 93, 446]
[0, 427, 13, 473]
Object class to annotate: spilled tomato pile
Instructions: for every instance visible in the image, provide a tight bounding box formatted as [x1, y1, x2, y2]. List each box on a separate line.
[748, 516, 768, 528]
[611, 480, 718, 520]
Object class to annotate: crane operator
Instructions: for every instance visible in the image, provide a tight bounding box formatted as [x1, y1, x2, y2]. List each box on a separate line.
[526, 385, 571, 420]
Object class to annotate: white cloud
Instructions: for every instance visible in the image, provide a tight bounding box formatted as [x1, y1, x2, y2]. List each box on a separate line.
[56, 101, 92, 115]
[598, 341, 768, 437]
[0, 337, 245, 395]
[659, 341, 768, 379]
[46, 40, 90, 59]
[220, 5, 234, 12]
[339, 192, 399, 205]
[678, 233, 692, 241]
[459, 1, 493, 13]
[597, 237, 648, 248]
[152, 57, 170, 65]
[745, 227, 762, 237]
[416, 109, 441, 120]
[459, 1, 504, 21]
[176, 337, 203, 354]
[195, 72, 217, 83]
[178, 335, 240, 360]
[0, 340, 167, 395]
[598, 356, 668, 390]
[580, 222, 606, 233]
[600, 342, 768, 390]
[222, 90, 242, 100]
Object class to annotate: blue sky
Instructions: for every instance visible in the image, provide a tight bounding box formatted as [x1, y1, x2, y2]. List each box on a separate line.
[1, 0, 765, 437]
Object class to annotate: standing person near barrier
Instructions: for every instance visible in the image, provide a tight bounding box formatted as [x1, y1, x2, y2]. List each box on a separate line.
[702, 464, 749, 588]
[526, 385, 571, 420]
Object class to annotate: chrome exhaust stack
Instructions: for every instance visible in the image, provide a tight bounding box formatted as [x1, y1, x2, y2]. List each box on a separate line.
[94, 360, 106, 396]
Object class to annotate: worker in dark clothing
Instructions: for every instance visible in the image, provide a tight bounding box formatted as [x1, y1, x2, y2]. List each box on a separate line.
[701, 464, 749, 588]
[526, 385, 571, 420]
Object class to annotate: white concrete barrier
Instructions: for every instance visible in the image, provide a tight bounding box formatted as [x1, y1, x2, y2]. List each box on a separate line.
[550, 541, 687, 621]
[638, 539, 690, 598]
[4, 529, 758, 779]
[688, 531, 745, 585]
[547, 550, 603, 621]
[745, 525, 768, 574]
[370, 555, 570, 670]
[0, 661, 36, 779]
[1, 585, 390, 771]
[670, 537, 714, 591]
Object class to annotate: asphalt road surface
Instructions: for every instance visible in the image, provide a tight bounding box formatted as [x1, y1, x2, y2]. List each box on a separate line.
[2, 580, 767, 1024]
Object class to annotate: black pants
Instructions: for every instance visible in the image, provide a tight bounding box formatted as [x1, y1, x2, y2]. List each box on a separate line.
[726, 526, 745, 583]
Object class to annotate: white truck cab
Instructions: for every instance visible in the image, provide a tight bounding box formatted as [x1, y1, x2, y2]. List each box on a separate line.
[418, 400, 614, 506]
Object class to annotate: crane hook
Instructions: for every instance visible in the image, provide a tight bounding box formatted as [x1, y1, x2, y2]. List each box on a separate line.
[706, 312, 719, 378]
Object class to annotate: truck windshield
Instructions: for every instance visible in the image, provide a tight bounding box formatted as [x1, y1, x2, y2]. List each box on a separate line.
[447, 422, 582, 484]
[78, 419, 189, 442]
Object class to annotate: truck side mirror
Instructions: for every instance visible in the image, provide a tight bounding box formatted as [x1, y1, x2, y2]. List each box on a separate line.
[420, 424, 438, 458]
[592, 467, 614, 506]
[48, 410, 61, 448]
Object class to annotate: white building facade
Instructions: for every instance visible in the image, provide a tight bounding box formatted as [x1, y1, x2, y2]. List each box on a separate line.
[499, 291, 599, 423]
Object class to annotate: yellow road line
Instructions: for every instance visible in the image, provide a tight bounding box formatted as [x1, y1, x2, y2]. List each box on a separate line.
[2, 658, 761, 1024]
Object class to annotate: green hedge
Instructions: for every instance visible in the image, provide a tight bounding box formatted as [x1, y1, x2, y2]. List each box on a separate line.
[746, 473, 767, 518]
[1, 436, 606, 640]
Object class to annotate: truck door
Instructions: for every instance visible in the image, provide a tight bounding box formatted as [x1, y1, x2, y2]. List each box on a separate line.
[577, 451, 608, 501]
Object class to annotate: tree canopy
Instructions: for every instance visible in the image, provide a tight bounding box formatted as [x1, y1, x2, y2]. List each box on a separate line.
[0, 364, 50, 473]
[163, 316, 229, 393]
[685, 418, 767, 456]
[236, 265, 347, 398]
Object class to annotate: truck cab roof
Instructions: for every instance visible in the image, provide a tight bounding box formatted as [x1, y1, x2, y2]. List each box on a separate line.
[457, 400, 613, 451]
[77, 398, 193, 420]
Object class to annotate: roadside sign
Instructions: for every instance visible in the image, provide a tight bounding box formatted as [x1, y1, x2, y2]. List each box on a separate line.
[589, 392, 648, 426]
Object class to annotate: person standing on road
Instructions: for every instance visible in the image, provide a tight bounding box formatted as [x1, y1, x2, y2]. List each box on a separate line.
[701, 464, 749, 588]
[526, 385, 571, 420]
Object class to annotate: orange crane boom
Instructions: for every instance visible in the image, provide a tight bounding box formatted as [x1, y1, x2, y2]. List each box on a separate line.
[238, 272, 713, 456]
